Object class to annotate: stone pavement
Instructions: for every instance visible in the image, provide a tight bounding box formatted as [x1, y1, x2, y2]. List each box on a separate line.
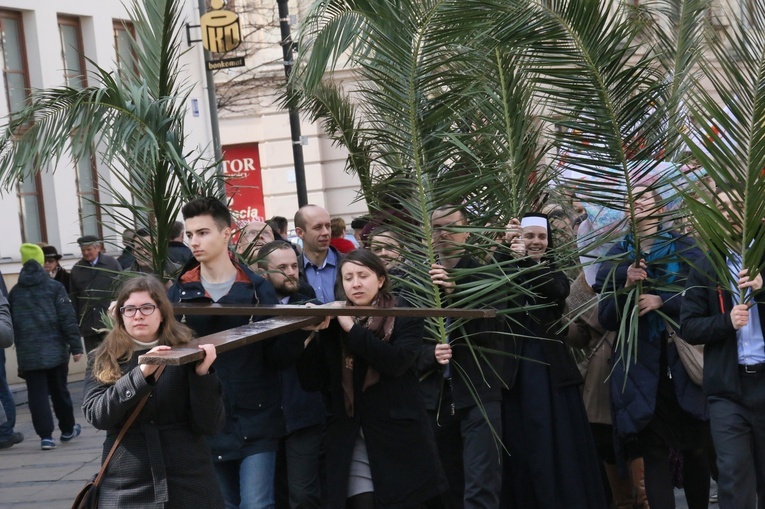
[0, 378, 711, 509]
[0, 377, 102, 509]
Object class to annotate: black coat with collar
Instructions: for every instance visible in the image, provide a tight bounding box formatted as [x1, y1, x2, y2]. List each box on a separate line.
[167, 257, 284, 461]
[70, 253, 122, 336]
[297, 310, 448, 509]
[681, 255, 765, 399]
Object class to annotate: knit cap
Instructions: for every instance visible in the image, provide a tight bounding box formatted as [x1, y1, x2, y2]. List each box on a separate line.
[20, 243, 44, 265]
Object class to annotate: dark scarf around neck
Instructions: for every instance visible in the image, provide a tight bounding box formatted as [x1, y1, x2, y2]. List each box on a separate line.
[342, 293, 396, 417]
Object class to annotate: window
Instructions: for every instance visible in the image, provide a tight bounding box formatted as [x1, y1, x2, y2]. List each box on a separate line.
[58, 16, 87, 89]
[17, 174, 46, 243]
[59, 16, 103, 239]
[75, 155, 102, 238]
[113, 20, 137, 77]
[0, 10, 45, 243]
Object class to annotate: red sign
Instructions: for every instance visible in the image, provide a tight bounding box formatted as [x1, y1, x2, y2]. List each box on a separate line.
[222, 143, 266, 225]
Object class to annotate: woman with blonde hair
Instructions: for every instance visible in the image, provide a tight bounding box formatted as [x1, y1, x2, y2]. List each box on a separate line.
[83, 275, 225, 508]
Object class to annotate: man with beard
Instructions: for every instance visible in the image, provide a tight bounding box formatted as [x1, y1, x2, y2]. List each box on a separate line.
[420, 204, 505, 509]
[257, 240, 325, 509]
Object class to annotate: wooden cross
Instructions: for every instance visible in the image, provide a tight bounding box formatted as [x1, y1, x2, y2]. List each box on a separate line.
[137, 303, 496, 366]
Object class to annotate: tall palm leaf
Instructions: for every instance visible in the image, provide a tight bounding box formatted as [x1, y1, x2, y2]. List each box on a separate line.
[681, 2, 765, 299]
[0, 0, 220, 279]
[292, 0, 560, 433]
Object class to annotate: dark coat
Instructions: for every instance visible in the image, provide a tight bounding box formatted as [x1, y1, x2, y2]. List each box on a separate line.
[418, 255, 507, 410]
[280, 288, 326, 433]
[167, 257, 285, 461]
[501, 256, 582, 391]
[70, 253, 122, 337]
[0, 294, 13, 349]
[117, 248, 135, 271]
[297, 314, 448, 509]
[681, 255, 765, 399]
[51, 266, 71, 293]
[126, 259, 181, 281]
[82, 349, 225, 509]
[167, 241, 193, 266]
[596, 233, 706, 436]
[9, 261, 83, 371]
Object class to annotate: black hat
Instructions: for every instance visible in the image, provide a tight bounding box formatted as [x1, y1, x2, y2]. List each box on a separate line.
[77, 235, 100, 246]
[41, 245, 62, 260]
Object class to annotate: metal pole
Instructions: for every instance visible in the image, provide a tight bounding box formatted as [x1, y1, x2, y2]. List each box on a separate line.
[197, 0, 224, 184]
[277, 0, 308, 207]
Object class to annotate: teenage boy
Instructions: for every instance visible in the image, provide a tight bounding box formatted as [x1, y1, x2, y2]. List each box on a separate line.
[680, 190, 765, 509]
[168, 197, 282, 509]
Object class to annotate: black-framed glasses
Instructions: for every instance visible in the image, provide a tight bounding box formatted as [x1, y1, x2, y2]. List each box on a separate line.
[120, 304, 157, 317]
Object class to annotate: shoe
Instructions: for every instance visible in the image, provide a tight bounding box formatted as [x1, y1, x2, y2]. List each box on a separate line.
[61, 424, 81, 442]
[0, 432, 24, 449]
[40, 438, 57, 450]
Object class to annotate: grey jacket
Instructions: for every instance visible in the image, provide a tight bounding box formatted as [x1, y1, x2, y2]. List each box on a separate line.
[0, 294, 13, 349]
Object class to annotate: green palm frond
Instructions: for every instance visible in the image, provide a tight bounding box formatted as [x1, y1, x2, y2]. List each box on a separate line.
[681, 2, 765, 297]
[293, 0, 556, 338]
[0, 0, 217, 277]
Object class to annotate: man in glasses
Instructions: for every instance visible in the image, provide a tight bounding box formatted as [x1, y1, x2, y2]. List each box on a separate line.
[420, 204, 505, 509]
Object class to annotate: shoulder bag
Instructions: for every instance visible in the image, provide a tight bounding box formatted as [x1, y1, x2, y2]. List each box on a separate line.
[72, 365, 165, 509]
[666, 322, 703, 386]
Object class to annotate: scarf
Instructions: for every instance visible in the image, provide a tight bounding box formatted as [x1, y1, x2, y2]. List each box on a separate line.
[620, 231, 680, 342]
[342, 293, 396, 417]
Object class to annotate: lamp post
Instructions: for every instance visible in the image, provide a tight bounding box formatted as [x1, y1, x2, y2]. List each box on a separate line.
[277, 0, 308, 207]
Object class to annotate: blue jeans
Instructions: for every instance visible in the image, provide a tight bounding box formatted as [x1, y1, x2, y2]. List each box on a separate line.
[215, 451, 276, 509]
[0, 349, 16, 441]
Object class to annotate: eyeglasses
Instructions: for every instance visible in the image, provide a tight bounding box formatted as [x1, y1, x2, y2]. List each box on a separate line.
[120, 304, 157, 317]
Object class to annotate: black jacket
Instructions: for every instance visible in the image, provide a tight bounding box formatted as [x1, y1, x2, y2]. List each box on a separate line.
[418, 255, 507, 410]
[83, 350, 225, 508]
[70, 254, 122, 337]
[681, 254, 765, 399]
[167, 257, 284, 461]
[297, 313, 448, 509]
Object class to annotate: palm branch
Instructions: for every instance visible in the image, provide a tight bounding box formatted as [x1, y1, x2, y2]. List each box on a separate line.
[680, 2, 765, 299]
[0, 0, 221, 279]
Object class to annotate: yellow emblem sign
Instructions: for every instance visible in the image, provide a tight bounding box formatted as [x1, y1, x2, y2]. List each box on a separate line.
[200, 0, 241, 53]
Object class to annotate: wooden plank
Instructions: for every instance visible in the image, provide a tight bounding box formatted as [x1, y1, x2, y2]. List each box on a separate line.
[137, 315, 322, 366]
[173, 303, 496, 319]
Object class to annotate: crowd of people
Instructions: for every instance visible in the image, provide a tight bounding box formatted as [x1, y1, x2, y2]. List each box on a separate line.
[0, 189, 762, 509]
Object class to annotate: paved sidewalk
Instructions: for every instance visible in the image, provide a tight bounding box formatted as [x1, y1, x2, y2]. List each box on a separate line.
[0, 378, 103, 509]
[0, 379, 711, 508]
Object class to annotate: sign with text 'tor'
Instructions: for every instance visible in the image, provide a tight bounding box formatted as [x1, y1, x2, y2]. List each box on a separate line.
[223, 143, 266, 225]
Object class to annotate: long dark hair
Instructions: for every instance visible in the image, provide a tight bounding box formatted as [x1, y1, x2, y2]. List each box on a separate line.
[336, 249, 392, 302]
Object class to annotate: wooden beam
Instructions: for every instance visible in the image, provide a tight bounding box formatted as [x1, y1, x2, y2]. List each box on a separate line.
[173, 303, 496, 319]
[138, 315, 322, 366]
